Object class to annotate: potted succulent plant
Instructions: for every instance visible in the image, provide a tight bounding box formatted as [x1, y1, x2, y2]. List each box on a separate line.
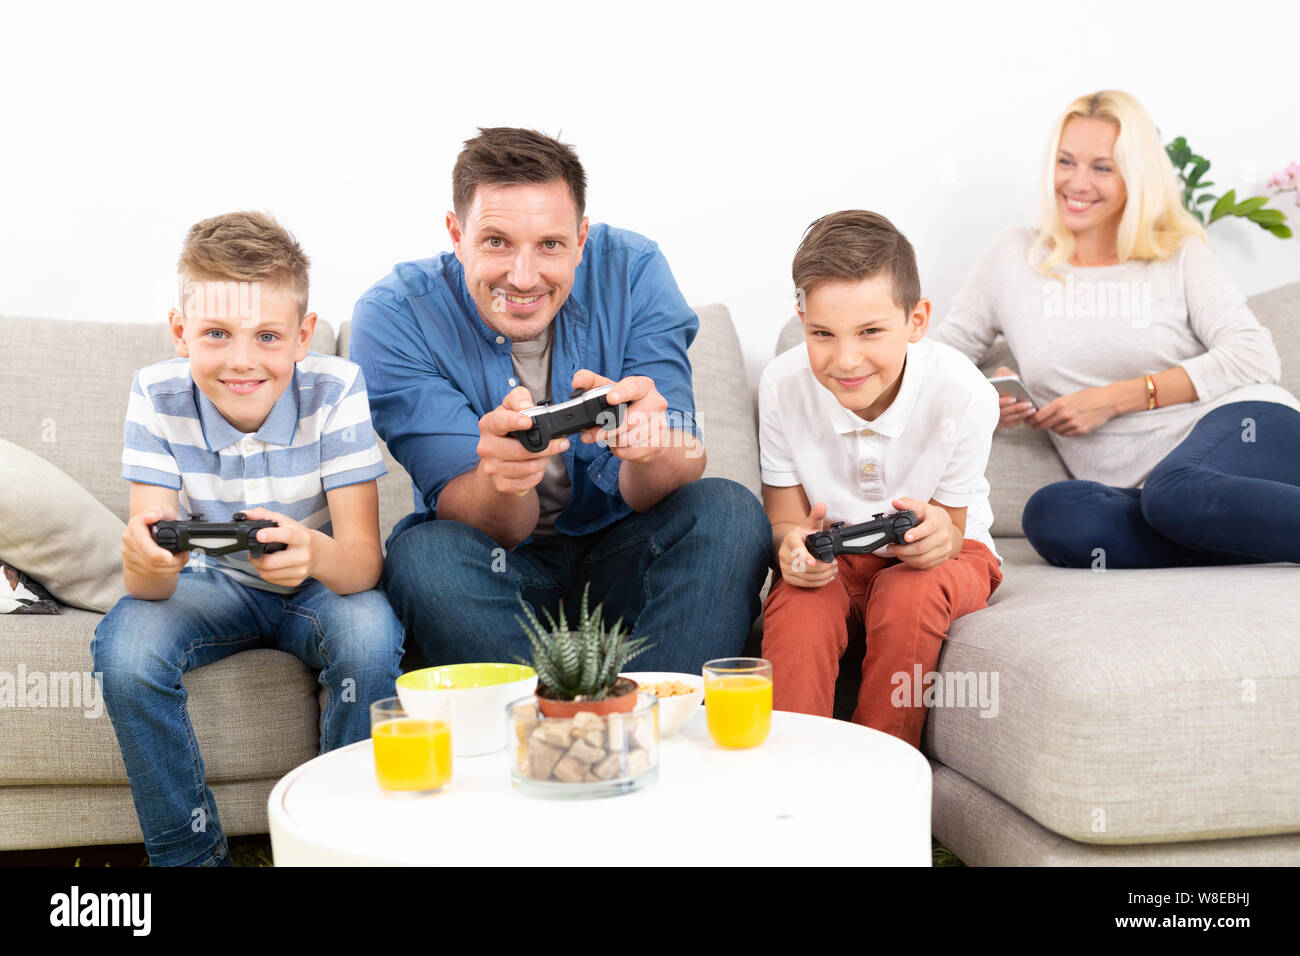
[514, 584, 653, 718]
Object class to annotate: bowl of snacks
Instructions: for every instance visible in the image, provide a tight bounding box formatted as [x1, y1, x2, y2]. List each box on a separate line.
[622, 671, 704, 737]
[397, 663, 537, 756]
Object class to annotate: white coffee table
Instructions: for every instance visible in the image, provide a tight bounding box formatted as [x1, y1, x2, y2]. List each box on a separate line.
[268, 709, 932, 865]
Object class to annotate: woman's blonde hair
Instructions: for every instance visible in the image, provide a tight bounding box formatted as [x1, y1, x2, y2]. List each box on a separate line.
[1032, 90, 1205, 275]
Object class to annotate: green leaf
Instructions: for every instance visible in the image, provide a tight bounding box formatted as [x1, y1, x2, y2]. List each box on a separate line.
[1187, 160, 1210, 188]
[1232, 196, 1269, 216]
[1197, 181, 1214, 190]
[1267, 223, 1293, 239]
[1194, 209, 1205, 224]
[1195, 194, 1217, 204]
[1246, 208, 1285, 225]
[578, 617, 600, 693]
[1208, 190, 1236, 223]
[1166, 137, 1190, 169]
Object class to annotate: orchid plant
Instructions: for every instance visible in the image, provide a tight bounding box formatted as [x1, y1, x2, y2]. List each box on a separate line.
[1267, 162, 1300, 208]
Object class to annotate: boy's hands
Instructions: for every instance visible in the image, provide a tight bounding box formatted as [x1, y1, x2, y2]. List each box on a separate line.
[778, 501, 838, 588]
[122, 507, 189, 580]
[890, 497, 956, 569]
[572, 369, 670, 464]
[477, 386, 570, 496]
[240, 507, 318, 588]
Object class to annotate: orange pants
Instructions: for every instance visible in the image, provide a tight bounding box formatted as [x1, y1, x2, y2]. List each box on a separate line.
[761, 539, 1002, 749]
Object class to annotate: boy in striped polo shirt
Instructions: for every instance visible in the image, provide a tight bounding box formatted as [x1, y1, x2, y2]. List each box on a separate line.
[91, 212, 404, 867]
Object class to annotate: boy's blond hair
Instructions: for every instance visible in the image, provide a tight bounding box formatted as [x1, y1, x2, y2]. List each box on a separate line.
[178, 211, 311, 317]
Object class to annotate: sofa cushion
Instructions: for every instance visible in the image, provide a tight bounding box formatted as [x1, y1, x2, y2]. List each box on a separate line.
[0, 317, 337, 524]
[0, 439, 126, 613]
[1252, 281, 1300, 396]
[932, 761, 1300, 865]
[0, 608, 319, 785]
[924, 536, 1300, 843]
[688, 304, 761, 498]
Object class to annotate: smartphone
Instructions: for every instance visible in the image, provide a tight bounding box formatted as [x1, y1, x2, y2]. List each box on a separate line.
[987, 374, 1037, 408]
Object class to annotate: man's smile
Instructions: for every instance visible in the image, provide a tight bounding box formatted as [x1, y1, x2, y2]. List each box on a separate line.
[493, 287, 549, 315]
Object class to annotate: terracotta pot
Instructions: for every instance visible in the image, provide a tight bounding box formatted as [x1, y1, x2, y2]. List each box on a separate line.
[535, 676, 640, 718]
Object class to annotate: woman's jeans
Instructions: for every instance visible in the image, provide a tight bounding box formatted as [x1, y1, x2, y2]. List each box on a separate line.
[91, 570, 404, 866]
[1023, 402, 1300, 568]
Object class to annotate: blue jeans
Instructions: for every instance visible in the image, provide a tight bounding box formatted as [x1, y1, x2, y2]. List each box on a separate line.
[1023, 402, 1300, 568]
[91, 570, 404, 867]
[383, 477, 772, 673]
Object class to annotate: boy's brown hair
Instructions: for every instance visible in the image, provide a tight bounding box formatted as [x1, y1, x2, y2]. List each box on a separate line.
[178, 211, 311, 317]
[792, 210, 921, 314]
[452, 127, 587, 223]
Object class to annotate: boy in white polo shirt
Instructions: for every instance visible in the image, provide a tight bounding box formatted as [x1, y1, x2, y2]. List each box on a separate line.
[759, 210, 1003, 749]
[91, 211, 404, 866]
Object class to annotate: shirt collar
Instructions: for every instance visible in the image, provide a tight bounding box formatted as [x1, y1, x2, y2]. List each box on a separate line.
[195, 368, 300, 452]
[820, 341, 923, 439]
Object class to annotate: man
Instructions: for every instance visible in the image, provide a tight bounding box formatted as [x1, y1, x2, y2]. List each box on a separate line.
[350, 127, 770, 672]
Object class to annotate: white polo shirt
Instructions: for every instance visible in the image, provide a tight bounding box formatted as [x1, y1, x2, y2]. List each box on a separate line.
[759, 337, 1001, 562]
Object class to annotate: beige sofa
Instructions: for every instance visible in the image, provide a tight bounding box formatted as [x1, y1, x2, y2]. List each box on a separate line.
[3, 284, 1298, 865]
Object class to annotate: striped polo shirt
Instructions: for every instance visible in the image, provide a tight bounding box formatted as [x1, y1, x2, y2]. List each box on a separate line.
[122, 353, 387, 594]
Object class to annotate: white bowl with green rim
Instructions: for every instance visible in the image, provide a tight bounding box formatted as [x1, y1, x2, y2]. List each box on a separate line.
[396, 663, 537, 756]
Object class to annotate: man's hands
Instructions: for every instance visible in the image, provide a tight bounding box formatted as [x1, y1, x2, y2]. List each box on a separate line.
[122, 507, 189, 582]
[571, 369, 670, 463]
[241, 507, 319, 589]
[777, 501, 838, 588]
[477, 386, 570, 496]
[890, 497, 958, 570]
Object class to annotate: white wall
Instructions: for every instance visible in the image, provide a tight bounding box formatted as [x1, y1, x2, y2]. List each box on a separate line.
[3, 0, 1296, 386]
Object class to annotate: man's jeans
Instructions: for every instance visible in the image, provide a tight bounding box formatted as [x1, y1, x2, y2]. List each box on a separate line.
[91, 570, 404, 867]
[384, 477, 772, 673]
[1023, 402, 1300, 568]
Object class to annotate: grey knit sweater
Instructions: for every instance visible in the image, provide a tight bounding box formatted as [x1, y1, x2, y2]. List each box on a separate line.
[931, 227, 1300, 488]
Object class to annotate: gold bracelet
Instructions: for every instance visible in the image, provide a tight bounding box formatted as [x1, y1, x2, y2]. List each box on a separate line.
[1144, 374, 1156, 411]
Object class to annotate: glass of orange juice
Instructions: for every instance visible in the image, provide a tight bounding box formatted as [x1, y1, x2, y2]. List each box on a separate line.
[370, 696, 452, 795]
[703, 658, 773, 748]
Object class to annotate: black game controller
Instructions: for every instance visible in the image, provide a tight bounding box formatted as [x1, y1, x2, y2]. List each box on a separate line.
[150, 512, 287, 558]
[804, 510, 919, 564]
[508, 384, 628, 453]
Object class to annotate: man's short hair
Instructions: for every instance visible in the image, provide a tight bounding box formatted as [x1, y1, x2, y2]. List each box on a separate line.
[792, 210, 921, 314]
[178, 211, 310, 317]
[452, 128, 588, 223]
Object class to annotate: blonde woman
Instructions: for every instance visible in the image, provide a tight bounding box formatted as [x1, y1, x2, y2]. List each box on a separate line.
[933, 90, 1300, 567]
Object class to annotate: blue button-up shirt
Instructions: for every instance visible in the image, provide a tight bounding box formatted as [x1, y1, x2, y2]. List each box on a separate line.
[349, 223, 701, 537]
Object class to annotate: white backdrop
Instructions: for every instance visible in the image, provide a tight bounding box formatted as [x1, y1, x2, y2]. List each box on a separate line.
[3, 0, 1297, 385]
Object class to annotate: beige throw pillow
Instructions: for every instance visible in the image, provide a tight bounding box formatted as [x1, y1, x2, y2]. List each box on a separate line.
[0, 439, 127, 613]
